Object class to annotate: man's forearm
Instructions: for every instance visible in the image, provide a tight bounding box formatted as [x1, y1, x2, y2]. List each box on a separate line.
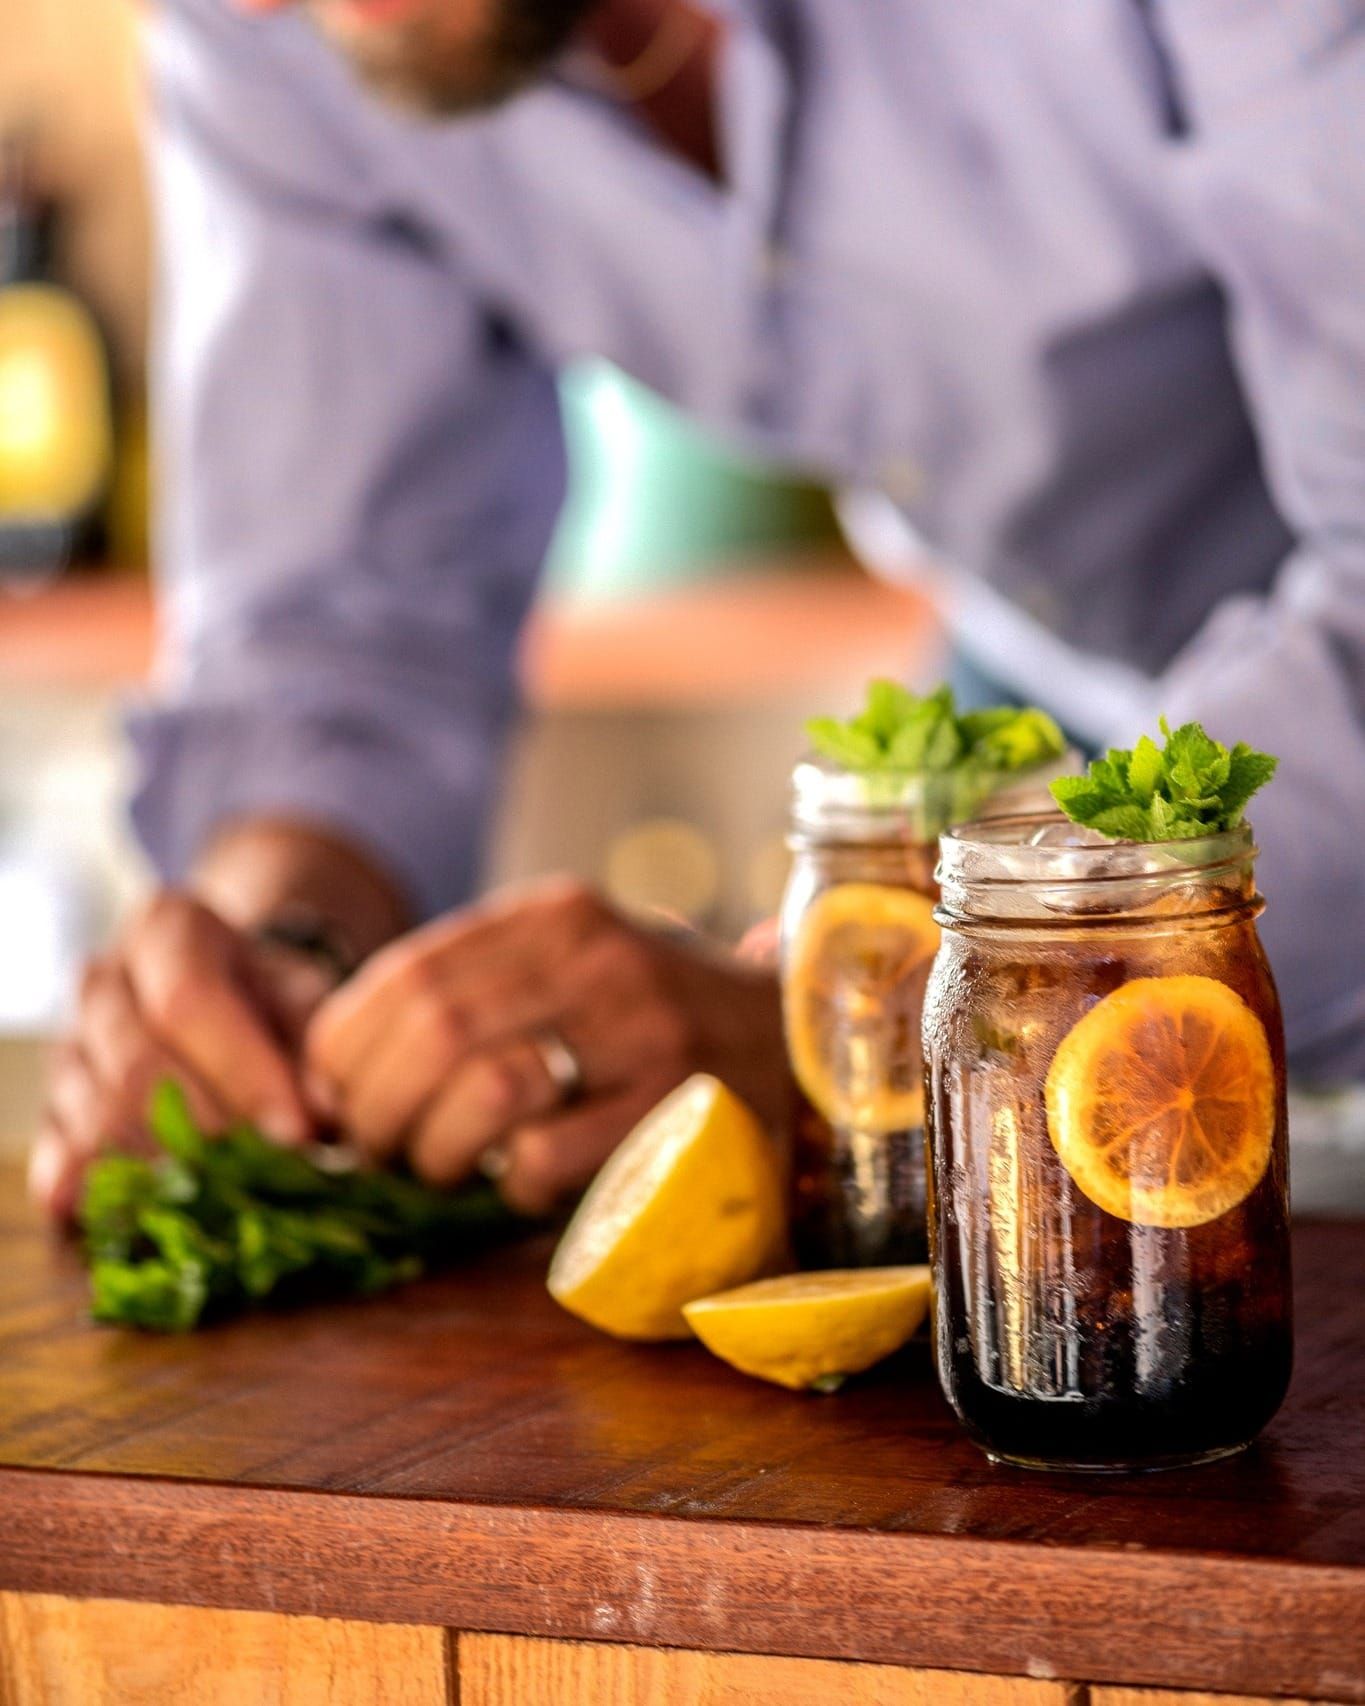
[190, 817, 413, 969]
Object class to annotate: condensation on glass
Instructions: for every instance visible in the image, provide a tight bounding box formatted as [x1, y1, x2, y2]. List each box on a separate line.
[923, 812, 1293, 1471]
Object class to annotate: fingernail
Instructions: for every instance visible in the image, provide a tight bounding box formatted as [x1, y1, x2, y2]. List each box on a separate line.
[304, 1070, 340, 1120]
[27, 1138, 62, 1209]
[261, 1109, 310, 1147]
[477, 1142, 510, 1182]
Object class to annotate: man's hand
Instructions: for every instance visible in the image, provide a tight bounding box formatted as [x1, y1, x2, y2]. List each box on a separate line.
[305, 877, 791, 1216]
[29, 892, 332, 1222]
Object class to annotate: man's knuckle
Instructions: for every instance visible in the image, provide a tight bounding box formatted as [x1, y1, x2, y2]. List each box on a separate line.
[410, 1126, 461, 1188]
[455, 1055, 509, 1118]
[510, 1125, 555, 1188]
[410, 985, 463, 1052]
[394, 950, 443, 1004]
[143, 969, 207, 1031]
[549, 877, 606, 933]
[647, 1002, 692, 1061]
[591, 929, 651, 990]
[135, 889, 196, 945]
[77, 958, 114, 1010]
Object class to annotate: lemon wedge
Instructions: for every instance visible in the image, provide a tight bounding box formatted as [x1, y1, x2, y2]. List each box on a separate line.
[547, 1074, 787, 1341]
[683, 1266, 931, 1391]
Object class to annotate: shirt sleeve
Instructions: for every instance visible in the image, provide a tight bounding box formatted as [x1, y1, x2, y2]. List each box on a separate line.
[1140, 2, 1365, 1080]
[128, 0, 566, 921]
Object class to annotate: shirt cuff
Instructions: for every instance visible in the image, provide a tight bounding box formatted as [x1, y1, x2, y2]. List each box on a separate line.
[124, 699, 502, 923]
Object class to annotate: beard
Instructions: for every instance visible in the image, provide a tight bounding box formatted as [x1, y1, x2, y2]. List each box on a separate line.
[313, 0, 597, 116]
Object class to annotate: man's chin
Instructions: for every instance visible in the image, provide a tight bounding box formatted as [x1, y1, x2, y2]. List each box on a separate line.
[320, 30, 523, 115]
[345, 55, 530, 117]
[311, 0, 572, 118]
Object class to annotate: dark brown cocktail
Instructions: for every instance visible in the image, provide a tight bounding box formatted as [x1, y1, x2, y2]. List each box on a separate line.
[923, 813, 1292, 1471]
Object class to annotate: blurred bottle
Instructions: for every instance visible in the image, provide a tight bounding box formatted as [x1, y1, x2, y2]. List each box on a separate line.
[0, 133, 114, 586]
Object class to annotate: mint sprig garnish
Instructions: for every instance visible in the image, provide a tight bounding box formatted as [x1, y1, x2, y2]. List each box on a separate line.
[1050, 718, 1276, 842]
[805, 681, 1066, 779]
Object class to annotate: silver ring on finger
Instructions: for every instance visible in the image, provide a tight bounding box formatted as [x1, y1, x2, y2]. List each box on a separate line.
[531, 1026, 585, 1106]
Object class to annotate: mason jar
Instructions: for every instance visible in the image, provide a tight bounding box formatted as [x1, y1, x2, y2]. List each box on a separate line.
[780, 757, 1070, 1269]
[923, 811, 1292, 1471]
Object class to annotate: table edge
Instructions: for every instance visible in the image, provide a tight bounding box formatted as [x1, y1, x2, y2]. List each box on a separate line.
[0, 1466, 1360, 1702]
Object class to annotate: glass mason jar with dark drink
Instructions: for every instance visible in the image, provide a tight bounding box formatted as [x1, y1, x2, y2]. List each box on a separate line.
[781, 752, 1068, 1270]
[923, 812, 1292, 1471]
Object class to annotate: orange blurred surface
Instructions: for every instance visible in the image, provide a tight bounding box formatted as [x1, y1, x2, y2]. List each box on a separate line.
[0, 559, 937, 704]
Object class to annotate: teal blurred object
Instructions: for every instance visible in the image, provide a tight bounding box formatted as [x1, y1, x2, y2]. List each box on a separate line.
[544, 361, 840, 604]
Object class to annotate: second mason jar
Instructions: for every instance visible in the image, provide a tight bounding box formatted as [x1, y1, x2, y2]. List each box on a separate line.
[780, 756, 1066, 1269]
[923, 812, 1293, 1471]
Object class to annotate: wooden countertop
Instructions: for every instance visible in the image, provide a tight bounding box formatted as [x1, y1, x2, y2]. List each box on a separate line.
[0, 1169, 1361, 1702]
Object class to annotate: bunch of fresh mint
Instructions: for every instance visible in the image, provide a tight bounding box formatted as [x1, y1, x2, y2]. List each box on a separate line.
[81, 1081, 516, 1331]
[1050, 718, 1277, 842]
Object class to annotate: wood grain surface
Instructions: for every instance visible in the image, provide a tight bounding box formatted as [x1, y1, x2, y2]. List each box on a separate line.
[1091, 1694, 1323, 1706]
[458, 1635, 1070, 1705]
[0, 1171, 1361, 1700]
[0, 1594, 447, 1706]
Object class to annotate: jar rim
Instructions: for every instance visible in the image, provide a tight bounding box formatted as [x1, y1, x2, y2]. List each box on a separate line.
[941, 808, 1255, 921]
[939, 810, 1255, 887]
[790, 750, 1082, 843]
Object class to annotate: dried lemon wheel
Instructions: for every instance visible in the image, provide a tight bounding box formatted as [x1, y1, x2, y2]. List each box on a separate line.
[785, 883, 940, 1133]
[1045, 975, 1276, 1229]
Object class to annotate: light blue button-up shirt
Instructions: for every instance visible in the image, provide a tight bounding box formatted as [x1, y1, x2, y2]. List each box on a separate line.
[132, 0, 1365, 1079]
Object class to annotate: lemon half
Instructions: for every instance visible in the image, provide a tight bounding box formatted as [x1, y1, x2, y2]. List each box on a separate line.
[547, 1074, 787, 1340]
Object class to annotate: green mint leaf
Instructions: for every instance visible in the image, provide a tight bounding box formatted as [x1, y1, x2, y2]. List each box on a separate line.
[970, 707, 1067, 773]
[956, 706, 1018, 743]
[1051, 720, 1276, 842]
[148, 1079, 207, 1168]
[859, 678, 920, 742]
[805, 716, 882, 771]
[1088, 803, 1157, 842]
[90, 1257, 209, 1333]
[1161, 719, 1230, 807]
[1220, 746, 1279, 823]
[807, 681, 1065, 789]
[1127, 735, 1164, 804]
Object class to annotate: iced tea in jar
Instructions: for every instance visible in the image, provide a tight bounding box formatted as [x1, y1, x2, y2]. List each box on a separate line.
[781, 685, 1073, 1269]
[924, 809, 1292, 1470]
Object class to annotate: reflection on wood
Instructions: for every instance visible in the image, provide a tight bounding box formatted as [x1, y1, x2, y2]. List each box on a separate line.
[0, 1595, 447, 1706]
[460, 1635, 1072, 1706]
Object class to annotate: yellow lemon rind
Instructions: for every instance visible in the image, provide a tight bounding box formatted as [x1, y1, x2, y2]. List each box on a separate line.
[547, 1074, 788, 1341]
[683, 1265, 931, 1391]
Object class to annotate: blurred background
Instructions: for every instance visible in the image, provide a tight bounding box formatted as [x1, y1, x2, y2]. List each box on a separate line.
[0, 0, 941, 1158]
[3, 0, 1359, 1204]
